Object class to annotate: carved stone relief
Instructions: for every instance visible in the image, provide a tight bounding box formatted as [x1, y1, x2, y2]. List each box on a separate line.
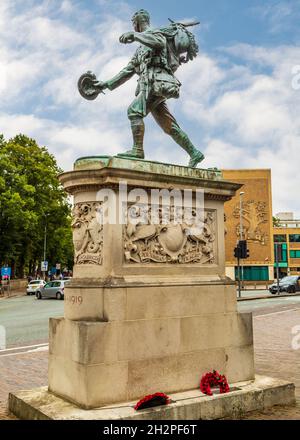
[233, 200, 268, 245]
[123, 206, 216, 264]
[72, 202, 103, 265]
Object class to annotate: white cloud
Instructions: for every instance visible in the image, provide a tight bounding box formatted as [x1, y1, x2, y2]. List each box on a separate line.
[25, 17, 88, 50]
[178, 43, 300, 216]
[60, 0, 73, 13]
[0, 113, 47, 136]
[177, 54, 225, 102]
[0, 60, 8, 94]
[251, 1, 300, 34]
[0, 1, 136, 163]
[0, 1, 300, 217]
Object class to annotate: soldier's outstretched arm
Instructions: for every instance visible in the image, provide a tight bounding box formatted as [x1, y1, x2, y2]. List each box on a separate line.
[120, 31, 165, 50]
[93, 58, 137, 92]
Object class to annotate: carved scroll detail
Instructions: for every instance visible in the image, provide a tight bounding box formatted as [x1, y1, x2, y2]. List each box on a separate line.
[72, 202, 103, 265]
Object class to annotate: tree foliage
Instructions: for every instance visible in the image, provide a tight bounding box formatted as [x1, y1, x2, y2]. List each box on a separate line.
[0, 134, 73, 277]
[273, 216, 281, 227]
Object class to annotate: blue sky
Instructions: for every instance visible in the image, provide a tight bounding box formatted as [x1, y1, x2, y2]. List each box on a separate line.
[0, 0, 300, 216]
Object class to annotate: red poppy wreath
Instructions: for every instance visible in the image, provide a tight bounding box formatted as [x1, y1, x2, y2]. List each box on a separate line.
[134, 392, 171, 411]
[200, 370, 230, 396]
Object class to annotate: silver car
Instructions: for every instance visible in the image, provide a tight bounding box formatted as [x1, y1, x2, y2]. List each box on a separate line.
[35, 280, 69, 300]
[26, 280, 46, 295]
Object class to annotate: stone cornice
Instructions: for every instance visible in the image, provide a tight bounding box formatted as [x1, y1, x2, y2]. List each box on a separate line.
[59, 166, 242, 201]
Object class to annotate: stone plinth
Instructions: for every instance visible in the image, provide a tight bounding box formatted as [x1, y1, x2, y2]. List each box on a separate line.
[9, 156, 295, 419]
[8, 376, 296, 420]
[46, 156, 256, 409]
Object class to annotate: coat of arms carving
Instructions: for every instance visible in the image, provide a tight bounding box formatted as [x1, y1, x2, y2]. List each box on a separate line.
[123, 206, 216, 264]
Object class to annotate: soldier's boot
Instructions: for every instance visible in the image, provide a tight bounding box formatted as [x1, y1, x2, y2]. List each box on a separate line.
[170, 123, 204, 168]
[117, 118, 145, 159]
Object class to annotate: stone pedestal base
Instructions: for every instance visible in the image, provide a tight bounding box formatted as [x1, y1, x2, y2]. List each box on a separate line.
[8, 376, 295, 420]
[48, 281, 255, 409]
[9, 156, 290, 415]
[45, 157, 257, 410]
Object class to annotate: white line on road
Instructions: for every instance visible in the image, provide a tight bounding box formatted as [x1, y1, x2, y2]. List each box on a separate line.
[0, 343, 49, 357]
[0, 342, 48, 353]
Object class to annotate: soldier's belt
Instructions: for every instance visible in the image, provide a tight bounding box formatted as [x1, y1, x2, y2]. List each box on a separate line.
[150, 57, 166, 67]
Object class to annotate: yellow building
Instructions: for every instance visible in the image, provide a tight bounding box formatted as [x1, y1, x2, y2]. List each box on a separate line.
[273, 213, 300, 278]
[222, 169, 274, 281]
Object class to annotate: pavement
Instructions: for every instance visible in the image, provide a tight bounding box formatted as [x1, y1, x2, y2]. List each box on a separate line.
[231, 303, 300, 419]
[0, 349, 48, 420]
[0, 289, 25, 300]
[0, 295, 63, 420]
[1, 295, 300, 420]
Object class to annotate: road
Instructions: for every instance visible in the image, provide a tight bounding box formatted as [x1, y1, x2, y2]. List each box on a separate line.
[238, 294, 300, 315]
[1, 292, 300, 348]
[0, 295, 63, 348]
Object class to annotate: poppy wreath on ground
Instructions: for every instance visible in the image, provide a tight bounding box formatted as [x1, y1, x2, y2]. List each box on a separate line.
[134, 392, 171, 411]
[200, 370, 230, 396]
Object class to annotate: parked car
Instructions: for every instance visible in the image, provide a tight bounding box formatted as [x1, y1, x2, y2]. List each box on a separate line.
[35, 280, 69, 300]
[26, 280, 46, 295]
[269, 275, 300, 294]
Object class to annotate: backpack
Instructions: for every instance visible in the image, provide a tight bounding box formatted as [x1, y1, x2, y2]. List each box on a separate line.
[159, 19, 200, 72]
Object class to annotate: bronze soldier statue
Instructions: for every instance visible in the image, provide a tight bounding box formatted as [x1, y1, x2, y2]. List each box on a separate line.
[78, 9, 205, 168]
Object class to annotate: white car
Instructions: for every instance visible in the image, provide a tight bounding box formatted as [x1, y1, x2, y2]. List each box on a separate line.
[26, 280, 46, 295]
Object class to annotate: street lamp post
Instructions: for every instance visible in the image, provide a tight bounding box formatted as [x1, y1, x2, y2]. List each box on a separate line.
[275, 243, 280, 295]
[239, 192, 245, 241]
[43, 214, 48, 280]
[239, 191, 245, 291]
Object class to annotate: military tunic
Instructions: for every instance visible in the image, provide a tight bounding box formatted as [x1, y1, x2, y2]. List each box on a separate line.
[105, 29, 181, 133]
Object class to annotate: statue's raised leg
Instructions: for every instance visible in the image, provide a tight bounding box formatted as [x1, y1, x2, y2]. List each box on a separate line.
[151, 101, 205, 168]
[117, 95, 145, 159]
[170, 123, 204, 168]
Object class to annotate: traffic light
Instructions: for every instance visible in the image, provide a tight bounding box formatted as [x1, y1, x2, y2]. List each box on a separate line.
[238, 240, 250, 259]
[234, 241, 250, 259]
[234, 246, 241, 259]
[239, 240, 246, 258]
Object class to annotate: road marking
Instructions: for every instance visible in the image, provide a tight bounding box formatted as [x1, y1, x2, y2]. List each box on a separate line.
[0, 346, 48, 357]
[0, 342, 48, 353]
[0, 343, 49, 357]
[254, 308, 300, 318]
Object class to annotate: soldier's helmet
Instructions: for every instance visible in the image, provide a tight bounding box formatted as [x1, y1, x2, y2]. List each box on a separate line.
[131, 9, 150, 25]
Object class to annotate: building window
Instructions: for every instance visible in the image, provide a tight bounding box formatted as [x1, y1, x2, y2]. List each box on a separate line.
[235, 266, 269, 281]
[290, 250, 300, 258]
[290, 268, 300, 275]
[289, 234, 300, 243]
[274, 244, 288, 262]
[274, 234, 287, 243]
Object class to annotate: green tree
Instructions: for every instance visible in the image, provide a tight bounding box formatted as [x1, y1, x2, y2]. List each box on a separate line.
[273, 216, 281, 227]
[0, 134, 73, 277]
